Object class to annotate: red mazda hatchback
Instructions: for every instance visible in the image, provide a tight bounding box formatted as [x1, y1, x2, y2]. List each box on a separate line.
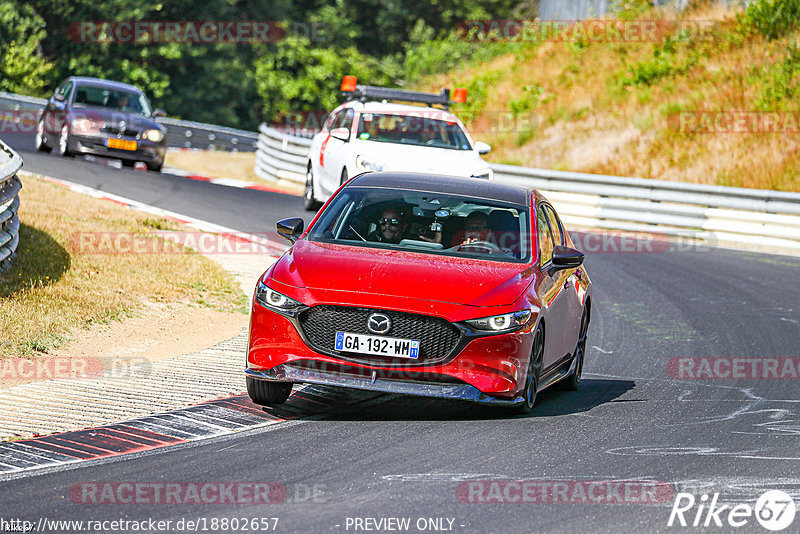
[246, 172, 591, 413]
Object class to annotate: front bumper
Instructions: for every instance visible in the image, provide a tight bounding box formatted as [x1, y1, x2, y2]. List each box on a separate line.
[71, 134, 166, 162]
[245, 364, 524, 406]
[247, 298, 536, 402]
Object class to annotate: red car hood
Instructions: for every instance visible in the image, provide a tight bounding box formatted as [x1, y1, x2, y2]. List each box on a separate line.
[269, 240, 533, 307]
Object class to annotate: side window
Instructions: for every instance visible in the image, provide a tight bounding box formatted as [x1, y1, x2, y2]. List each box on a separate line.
[543, 205, 564, 247]
[56, 81, 73, 100]
[324, 110, 341, 131]
[537, 207, 554, 265]
[340, 108, 354, 136]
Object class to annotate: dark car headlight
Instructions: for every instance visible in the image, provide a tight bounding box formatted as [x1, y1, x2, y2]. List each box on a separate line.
[144, 129, 165, 142]
[464, 310, 531, 333]
[255, 281, 304, 313]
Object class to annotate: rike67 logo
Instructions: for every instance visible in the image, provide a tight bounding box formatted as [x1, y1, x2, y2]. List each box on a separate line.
[668, 490, 796, 531]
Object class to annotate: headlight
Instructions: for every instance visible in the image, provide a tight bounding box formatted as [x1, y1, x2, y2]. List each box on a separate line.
[355, 155, 384, 172]
[71, 118, 95, 133]
[465, 310, 532, 333]
[471, 168, 493, 180]
[144, 129, 165, 142]
[255, 282, 304, 313]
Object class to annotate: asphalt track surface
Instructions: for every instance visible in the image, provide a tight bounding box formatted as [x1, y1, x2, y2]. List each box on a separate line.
[2, 133, 800, 533]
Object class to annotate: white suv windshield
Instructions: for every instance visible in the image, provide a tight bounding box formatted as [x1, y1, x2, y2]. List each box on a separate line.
[356, 113, 471, 151]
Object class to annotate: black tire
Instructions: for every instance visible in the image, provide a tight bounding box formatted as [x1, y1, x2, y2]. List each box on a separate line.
[340, 167, 348, 186]
[58, 124, 73, 157]
[35, 120, 52, 152]
[559, 306, 590, 391]
[303, 165, 322, 211]
[121, 159, 136, 168]
[146, 160, 163, 172]
[246, 376, 293, 406]
[510, 325, 544, 415]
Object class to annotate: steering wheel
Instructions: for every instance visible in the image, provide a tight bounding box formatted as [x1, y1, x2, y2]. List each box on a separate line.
[455, 240, 503, 254]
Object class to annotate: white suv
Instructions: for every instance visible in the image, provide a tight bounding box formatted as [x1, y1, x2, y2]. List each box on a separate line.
[304, 80, 493, 210]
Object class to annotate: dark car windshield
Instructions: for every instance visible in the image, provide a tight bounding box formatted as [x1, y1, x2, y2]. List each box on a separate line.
[307, 187, 530, 262]
[71, 85, 152, 116]
[356, 113, 471, 150]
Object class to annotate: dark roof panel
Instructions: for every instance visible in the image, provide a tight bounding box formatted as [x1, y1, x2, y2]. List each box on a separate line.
[70, 77, 142, 92]
[350, 172, 530, 205]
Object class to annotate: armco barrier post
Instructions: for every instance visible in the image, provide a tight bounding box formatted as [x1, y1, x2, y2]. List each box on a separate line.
[0, 139, 23, 272]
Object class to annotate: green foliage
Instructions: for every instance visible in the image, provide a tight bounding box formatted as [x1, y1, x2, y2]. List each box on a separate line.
[610, 0, 652, 20]
[0, 0, 520, 129]
[755, 44, 800, 109]
[509, 83, 544, 117]
[622, 35, 697, 87]
[452, 70, 502, 121]
[739, 0, 800, 40]
[254, 35, 398, 122]
[0, 1, 53, 95]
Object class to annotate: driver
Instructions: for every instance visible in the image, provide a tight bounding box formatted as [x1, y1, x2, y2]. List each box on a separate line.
[368, 207, 408, 244]
[451, 211, 494, 246]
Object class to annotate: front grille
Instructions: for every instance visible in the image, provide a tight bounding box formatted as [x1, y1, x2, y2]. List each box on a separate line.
[102, 125, 140, 137]
[298, 306, 461, 366]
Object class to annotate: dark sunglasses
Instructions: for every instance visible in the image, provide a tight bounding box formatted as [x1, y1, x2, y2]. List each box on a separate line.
[379, 218, 401, 226]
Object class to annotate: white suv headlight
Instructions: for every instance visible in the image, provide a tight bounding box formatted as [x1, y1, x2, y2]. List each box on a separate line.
[356, 155, 385, 172]
[465, 310, 531, 333]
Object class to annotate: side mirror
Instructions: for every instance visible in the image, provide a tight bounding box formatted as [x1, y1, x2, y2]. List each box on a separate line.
[474, 141, 492, 155]
[277, 217, 304, 243]
[54, 93, 65, 102]
[550, 245, 584, 271]
[330, 127, 350, 142]
[152, 108, 167, 118]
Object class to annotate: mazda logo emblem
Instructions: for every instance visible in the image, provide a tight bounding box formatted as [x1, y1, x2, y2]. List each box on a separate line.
[367, 313, 391, 335]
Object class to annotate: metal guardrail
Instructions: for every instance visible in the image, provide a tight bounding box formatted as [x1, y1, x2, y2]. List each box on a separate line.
[255, 124, 313, 184]
[491, 164, 800, 252]
[0, 139, 23, 272]
[0, 91, 257, 152]
[255, 123, 800, 252]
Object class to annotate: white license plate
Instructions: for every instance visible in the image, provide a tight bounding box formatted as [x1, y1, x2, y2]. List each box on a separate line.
[335, 332, 420, 359]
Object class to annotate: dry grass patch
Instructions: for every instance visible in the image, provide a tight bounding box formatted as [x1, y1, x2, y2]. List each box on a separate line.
[164, 150, 304, 195]
[413, 3, 800, 191]
[0, 174, 247, 358]
[165, 150, 260, 182]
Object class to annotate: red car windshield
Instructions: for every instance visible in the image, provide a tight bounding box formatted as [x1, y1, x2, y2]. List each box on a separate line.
[308, 187, 530, 262]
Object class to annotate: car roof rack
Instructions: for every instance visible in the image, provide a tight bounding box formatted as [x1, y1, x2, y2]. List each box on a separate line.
[344, 85, 453, 110]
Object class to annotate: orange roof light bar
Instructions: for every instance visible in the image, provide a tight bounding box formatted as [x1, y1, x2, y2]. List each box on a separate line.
[341, 75, 358, 92]
[452, 87, 467, 104]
